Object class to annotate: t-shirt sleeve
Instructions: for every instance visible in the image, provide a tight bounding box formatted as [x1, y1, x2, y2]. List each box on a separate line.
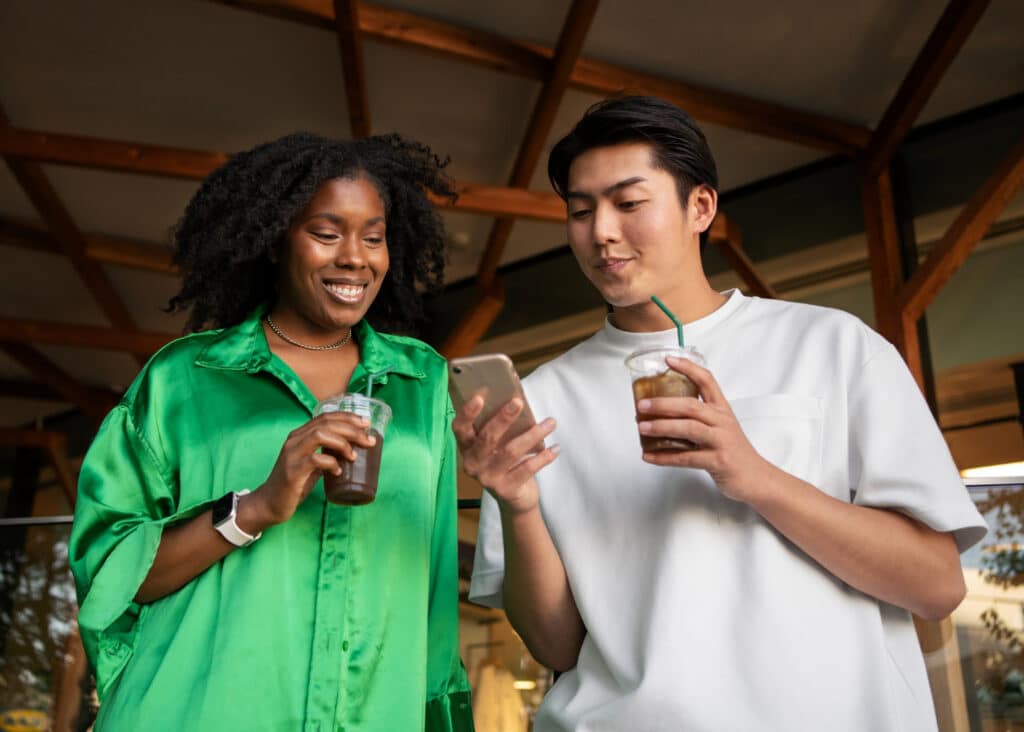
[848, 342, 987, 552]
[468, 488, 506, 608]
[68, 403, 208, 699]
[469, 372, 548, 609]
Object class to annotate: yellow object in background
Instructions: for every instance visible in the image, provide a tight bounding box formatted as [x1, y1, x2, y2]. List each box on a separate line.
[0, 710, 48, 732]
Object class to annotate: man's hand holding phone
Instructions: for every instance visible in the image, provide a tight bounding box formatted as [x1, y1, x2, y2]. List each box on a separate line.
[452, 393, 559, 514]
[449, 355, 559, 514]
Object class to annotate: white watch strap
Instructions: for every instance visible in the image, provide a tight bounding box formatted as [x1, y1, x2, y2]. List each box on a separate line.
[214, 489, 262, 547]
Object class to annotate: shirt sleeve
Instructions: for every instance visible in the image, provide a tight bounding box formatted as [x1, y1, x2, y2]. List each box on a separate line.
[848, 342, 988, 552]
[68, 403, 209, 700]
[467, 489, 505, 609]
[425, 403, 475, 732]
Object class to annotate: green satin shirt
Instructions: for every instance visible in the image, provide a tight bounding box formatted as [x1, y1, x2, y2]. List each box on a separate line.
[69, 311, 473, 731]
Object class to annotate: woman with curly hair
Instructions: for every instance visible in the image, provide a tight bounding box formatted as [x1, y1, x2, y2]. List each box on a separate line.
[69, 133, 474, 731]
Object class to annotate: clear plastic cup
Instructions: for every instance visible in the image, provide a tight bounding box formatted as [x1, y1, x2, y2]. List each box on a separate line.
[625, 345, 705, 452]
[313, 393, 392, 505]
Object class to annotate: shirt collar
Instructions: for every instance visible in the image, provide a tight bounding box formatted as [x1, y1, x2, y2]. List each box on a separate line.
[195, 307, 426, 381]
[351, 319, 426, 381]
[598, 288, 747, 351]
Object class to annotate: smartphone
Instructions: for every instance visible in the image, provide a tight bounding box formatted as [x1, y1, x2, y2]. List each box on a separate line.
[448, 353, 544, 452]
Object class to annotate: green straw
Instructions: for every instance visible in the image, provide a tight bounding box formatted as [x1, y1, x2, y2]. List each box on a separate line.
[651, 295, 684, 347]
[365, 365, 392, 398]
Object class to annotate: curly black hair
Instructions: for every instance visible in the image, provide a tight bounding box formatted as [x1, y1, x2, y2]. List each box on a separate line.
[167, 132, 456, 334]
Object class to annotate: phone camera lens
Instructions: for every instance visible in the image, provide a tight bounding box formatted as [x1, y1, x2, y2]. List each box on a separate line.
[452, 366, 462, 374]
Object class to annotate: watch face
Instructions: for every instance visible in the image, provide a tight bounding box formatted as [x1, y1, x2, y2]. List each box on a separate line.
[212, 492, 235, 525]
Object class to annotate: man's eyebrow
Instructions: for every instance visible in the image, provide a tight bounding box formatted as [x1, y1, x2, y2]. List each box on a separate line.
[566, 176, 648, 200]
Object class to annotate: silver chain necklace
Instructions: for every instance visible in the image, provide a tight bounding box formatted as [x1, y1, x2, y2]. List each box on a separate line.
[265, 315, 352, 351]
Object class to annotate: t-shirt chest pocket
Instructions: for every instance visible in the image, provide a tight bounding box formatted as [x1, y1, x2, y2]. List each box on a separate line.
[721, 394, 825, 524]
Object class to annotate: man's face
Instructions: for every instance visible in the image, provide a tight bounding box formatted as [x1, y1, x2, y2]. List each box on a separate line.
[565, 142, 709, 309]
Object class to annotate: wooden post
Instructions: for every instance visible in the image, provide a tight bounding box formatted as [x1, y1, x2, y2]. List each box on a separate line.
[858, 170, 926, 388]
[856, 1, 999, 713]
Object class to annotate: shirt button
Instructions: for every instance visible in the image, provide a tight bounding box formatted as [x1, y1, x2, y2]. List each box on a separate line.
[342, 640, 350, 652]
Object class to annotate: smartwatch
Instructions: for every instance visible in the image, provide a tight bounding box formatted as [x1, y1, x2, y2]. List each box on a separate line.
[212, 490, 262, 547]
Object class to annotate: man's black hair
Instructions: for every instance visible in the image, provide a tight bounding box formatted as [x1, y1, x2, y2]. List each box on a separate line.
[548, 96, 719, 246]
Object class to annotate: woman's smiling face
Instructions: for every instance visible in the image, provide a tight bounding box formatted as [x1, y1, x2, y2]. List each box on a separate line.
[276, 175, 389, 336]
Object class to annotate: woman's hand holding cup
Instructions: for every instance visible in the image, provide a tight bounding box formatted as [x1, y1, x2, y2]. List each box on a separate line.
[250, 412, 378, 527]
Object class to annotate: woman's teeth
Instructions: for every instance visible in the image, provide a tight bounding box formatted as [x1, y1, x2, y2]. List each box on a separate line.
[325, 283, 365, 302]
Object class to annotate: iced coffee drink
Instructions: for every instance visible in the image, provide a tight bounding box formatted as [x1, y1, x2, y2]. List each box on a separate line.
[314, 393, 392, 505]
[625, 346, 705, 452]
[323, 428, 384, 505]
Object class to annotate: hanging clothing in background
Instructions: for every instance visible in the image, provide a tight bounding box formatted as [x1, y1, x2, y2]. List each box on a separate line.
[473, 663, 526, 732]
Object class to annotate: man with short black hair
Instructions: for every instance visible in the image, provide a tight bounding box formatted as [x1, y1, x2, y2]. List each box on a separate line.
[459, 96, 986, 731]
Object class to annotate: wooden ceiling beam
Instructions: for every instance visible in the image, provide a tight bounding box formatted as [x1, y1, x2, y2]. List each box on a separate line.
[214, 0, 555, 76]
[448, 0, 598, 356]
[0, 427, 64, 449]
[1, 118, 138, 336]
[708, 217, 777, 299]
[5, 157, 139, 332]
[0, 377, 67, 402]
[476, 0, 599, 288]
[1, 104, 147, 367]
[359, 2, 549, 76]
[0, 317, 172, 355]
[506, 0, 599, 189]
[0, 217, 54, 251]
[333, 0, 371, 138]
[443, 182, 565, 222]
[0, 125, 229, 180]
[214, 0, 871, 156]
[440, 281, 506, 359]
[0, 342, 120, 419]
[1, 218, 176, 274]
[0, 126, 568, 222]
[863, 0, 991, 178]
[900, 134, 1024, 321]
[707, 215, 727, 242]
[570, 57, 870, 156]
[84, 233, 176, 274]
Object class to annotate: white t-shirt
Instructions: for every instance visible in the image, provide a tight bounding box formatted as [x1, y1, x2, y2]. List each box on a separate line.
[470, 289, 987, 732]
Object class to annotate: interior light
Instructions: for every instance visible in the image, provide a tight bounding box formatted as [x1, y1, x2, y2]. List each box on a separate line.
[512, 680, 537, 690]
[961, 461, 1024, 478]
